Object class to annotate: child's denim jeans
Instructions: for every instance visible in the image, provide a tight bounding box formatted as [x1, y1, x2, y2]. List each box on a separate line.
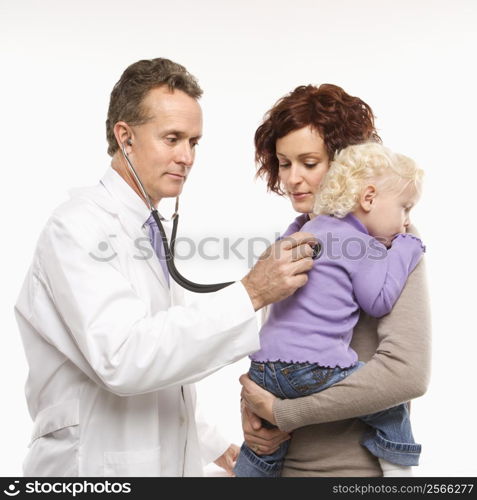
[233, 360, 421, 477]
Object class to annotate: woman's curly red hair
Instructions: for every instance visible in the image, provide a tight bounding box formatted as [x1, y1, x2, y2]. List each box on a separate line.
[255, 84, 382, 194]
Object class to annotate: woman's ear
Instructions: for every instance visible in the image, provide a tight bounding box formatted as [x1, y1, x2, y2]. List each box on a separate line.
[359, 184, 377, 213]
[113, 121, 133, 153]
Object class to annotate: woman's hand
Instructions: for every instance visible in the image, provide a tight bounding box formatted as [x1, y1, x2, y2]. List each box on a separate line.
[240, 375, 290, 455]
[214, 444, 240, 476]
[240, 373, 277, 424]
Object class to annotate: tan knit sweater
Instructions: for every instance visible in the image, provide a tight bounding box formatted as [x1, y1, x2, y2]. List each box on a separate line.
[272, 230, 431, 477]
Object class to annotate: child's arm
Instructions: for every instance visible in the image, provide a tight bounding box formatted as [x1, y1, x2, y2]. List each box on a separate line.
[351, 233, 425, 318]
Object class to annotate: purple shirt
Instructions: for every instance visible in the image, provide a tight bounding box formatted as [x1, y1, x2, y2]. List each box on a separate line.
[250, 213, 425, 368]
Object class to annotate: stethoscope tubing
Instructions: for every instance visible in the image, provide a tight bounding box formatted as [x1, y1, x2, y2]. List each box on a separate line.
[151, 209, 234, 293]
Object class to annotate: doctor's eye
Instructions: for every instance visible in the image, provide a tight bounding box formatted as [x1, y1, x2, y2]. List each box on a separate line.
[165, 136, 178, 144]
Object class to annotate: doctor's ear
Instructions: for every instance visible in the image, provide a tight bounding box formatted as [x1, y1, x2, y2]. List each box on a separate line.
[113, 121, 134, 152]
[359, 185, 377, 213]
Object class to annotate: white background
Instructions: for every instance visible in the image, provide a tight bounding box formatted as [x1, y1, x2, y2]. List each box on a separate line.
[1, 0, 476, 477]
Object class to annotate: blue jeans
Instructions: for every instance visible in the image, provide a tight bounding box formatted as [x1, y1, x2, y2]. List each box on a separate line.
[233, 361, 421, 477]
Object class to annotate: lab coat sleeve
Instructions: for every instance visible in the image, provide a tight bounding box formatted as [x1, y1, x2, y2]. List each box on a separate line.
[260, 304, 271, 328]
[34, 215, 259, 396]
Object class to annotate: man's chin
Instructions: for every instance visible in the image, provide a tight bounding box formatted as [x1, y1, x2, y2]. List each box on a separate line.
[156, 188, 184, 202]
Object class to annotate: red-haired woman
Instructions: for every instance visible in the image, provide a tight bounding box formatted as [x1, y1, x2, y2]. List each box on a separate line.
[237, 84, 431, 477]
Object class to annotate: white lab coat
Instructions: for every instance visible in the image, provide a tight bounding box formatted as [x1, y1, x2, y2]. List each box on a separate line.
[14, 167, 259, 477]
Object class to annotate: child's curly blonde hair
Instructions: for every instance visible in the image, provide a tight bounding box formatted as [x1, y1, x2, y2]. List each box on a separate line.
[314, 142, 423, 217]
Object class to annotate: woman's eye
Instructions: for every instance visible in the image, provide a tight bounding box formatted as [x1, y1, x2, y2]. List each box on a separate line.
[305, 163, 318, 168]
[278, 163, 290, 168]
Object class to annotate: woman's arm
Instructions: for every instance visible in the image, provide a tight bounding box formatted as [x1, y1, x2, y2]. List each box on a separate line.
[271, 253, 431, 432]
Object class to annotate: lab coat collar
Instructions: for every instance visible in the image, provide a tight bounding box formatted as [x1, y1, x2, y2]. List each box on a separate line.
[67, 167, 174, 292]
[100, 166, 151, 229]
[92, 167, 171, 292]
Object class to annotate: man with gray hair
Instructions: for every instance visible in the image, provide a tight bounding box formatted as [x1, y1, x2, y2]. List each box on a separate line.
[14, 58, 315, 476]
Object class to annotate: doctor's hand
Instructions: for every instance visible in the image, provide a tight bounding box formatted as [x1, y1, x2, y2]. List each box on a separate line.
[241, 231, 317, 311]
[214, 444, 240, 476]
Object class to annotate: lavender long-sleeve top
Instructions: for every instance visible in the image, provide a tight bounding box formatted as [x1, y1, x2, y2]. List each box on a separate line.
[250, 213, 425, 368]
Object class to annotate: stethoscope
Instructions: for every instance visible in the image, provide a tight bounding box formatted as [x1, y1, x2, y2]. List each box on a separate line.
[120, 141, 235, 293]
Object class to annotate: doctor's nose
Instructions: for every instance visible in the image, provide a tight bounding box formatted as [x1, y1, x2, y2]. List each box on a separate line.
[175, 142, 194, 167]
